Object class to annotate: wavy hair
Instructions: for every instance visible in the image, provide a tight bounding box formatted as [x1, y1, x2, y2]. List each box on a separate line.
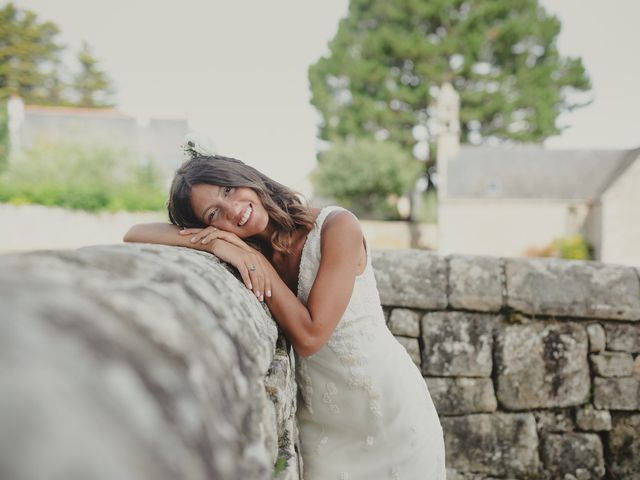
[168, 155, 315, 254]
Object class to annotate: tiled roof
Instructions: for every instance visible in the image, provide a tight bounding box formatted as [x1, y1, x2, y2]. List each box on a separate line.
[447, 145, 640, 201]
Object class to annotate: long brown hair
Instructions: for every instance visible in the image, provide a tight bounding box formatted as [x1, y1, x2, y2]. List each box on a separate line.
[168, 155, 315, 254]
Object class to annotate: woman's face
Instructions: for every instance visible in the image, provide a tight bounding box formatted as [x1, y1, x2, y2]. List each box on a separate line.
[189, 183, 270, 239]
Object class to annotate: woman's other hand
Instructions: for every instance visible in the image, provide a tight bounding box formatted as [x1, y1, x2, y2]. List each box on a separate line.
[203, 238, 272, 302]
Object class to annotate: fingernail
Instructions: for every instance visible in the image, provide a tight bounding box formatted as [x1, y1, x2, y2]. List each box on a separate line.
[255, 291, 261, 297]
[248, 283, 252, 290]
[266, 290, 271, 297]
[260, 295, 264, 301]
[201, 239, 207, 244]
[190, 237, 196, 243]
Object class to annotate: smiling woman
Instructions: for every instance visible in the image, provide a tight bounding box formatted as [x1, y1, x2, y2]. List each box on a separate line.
[123, 150, 446, 480]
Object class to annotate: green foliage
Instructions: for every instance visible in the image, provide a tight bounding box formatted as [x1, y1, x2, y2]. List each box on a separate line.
[0, 100, 8, 171]
[525, 234, 592, 260]
[551, 234, 592, 260]
[0, 3, 63, 103]
[72, 41, 115, 107]
[0, 140, 166, 212]
[0, 3, 115, 106]
[312, 139, 422, 219]
[272, 455, 286, 478]
[309, 0, 591, 151]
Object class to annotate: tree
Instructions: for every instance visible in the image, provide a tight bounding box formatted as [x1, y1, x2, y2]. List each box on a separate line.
[309, 0, 591, 155]
[0, 3, 64, 103]
[312, 139, 422, 219]
[0, 3, 115, 107]
[72, 41, 114, 107]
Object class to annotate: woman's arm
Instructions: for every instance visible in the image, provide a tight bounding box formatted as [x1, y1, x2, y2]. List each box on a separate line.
[123, 223, 201, 249]
[261, 211, 365, 357]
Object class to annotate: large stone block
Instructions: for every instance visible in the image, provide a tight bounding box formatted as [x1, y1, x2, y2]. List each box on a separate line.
[575, 406, 611, 432]
[604, 322, 640, 352]
[421, 312, 494, 377]
[448, 255, 503, 312]
[608, 413, 640, 477]
[441, 413, 540, 477]
[425, 377, 497, 415]
[533, 409, 574, 433]
[593, 377, 640, 410]
[589, 352, 634, 377]
[495, 323, 590, 409]
[505, 257, 640, 320]
[372, 250, 447, 309]
[541, 433, 605, 479]
[387, 308, 420, 337]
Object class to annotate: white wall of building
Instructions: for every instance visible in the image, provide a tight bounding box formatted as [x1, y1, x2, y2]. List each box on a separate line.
[600, 155, 640, 266]
[438, 199, 590, 257]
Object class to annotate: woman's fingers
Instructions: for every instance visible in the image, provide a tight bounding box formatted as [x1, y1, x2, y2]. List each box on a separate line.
[179, 227, 205, 235]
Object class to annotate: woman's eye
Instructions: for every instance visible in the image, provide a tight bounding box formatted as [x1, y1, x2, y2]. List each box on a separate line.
[224, 187, 232, 196]
[207, 210, 217, 223]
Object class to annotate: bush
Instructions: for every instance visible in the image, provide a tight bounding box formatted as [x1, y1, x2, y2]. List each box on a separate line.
[0, 140, 167, 212]
[311, 139, 422, 220]
[523, 234, 592, 260]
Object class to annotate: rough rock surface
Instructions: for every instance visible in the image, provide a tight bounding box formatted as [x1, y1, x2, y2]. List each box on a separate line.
[441, 413, 540, 477]
[593, 377, 640, 410]
[448, 255, 503, 312]
[387, 308, 421, 337]
[608, 413, 640, 477]
[541, 433, 605, 479]
[372, 250, 447, 309]
[604, 322, 640, 352]
[533, 409, 575, 433]
[425, 377, 497, 415]
[575, 407, 611, 432]
[0, 245, 299, 480]
[586, 323, 606, 353]
[505, 257, 640, 320]
[421, 312, 494, 377]
[495, 322, 590, 409]
[589, 351, 634, 377]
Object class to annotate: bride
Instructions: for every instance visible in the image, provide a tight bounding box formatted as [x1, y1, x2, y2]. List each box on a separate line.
[124, 145, 446, 479]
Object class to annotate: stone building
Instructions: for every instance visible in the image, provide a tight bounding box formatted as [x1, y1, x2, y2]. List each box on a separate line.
[436, 84, 640, 267]
[7, 96, 189, 179]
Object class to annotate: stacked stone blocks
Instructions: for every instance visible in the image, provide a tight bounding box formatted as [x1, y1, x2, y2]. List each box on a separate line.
[373, 250, 640, 479]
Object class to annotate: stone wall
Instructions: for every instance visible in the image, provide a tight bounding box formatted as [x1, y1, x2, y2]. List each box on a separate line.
[373, 250, 640, 479]
[2, 245, 640, 479]
[0, 244, 298, 480]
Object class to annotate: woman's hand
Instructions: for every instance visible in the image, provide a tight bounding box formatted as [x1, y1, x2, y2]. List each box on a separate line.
[179, 226, 253, 252]
[202, 237, 272, 302]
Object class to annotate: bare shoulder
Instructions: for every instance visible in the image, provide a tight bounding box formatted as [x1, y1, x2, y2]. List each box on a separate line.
[320, 208, 363, 250]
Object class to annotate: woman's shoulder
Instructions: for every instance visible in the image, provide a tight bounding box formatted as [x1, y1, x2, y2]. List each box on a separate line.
[320, 206, 363, 243]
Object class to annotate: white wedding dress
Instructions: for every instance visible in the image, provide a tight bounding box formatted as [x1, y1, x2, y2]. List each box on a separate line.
[295, 206, 446, 480]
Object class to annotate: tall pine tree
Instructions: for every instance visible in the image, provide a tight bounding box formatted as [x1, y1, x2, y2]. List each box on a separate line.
[72, 41, 114, 108]
[0, 3, 64, 103]
[309, 0, 591, 153]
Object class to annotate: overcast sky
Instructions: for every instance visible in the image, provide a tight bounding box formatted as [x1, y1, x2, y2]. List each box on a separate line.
[11, 0, 640, 189]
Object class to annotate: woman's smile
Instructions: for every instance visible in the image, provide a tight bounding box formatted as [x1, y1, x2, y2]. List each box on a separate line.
[190, 183, 270, 239]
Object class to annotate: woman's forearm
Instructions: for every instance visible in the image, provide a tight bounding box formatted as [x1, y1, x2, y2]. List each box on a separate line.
[123, 223, 210, 251]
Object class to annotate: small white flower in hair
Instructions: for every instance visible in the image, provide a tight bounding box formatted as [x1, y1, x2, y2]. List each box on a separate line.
[181, 132, 217, 159]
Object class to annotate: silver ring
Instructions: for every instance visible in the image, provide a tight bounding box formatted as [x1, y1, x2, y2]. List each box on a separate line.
[248, 264, 256, 272]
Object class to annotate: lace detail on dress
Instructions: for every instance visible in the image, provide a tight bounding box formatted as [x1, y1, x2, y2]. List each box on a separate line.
[327, 323, 382, 418]
[322, 382, 340, 414]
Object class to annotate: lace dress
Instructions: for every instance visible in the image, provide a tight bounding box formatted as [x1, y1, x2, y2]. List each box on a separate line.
[295, 206, 446, 480]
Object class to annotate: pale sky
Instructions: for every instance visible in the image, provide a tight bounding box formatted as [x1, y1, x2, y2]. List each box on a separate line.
[10, 0, 640, 189]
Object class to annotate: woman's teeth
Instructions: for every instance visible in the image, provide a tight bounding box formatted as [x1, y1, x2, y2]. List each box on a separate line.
[238, 205, 252, 226]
